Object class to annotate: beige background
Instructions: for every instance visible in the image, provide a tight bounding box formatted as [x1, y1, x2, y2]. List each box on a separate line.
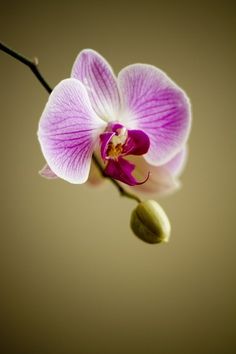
[1, 1, 235, 353]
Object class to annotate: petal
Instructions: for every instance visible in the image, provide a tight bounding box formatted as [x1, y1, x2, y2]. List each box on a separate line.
[131, 147, 187, 195]
[164, 146, 188, 177]
[105, 157, 149, 186]
[130, 156, 179, 195]
[123, 129, 150, 156]
[100, 131, 115, 160]
[38, 79, 106, 184]
[71, 49, 121, 122]
[100, 126, 150, 160]
[118, 64, 191, 165]
[39, 164, 58, 179]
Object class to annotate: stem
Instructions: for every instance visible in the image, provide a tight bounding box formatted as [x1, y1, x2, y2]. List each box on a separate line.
[0, 42, 52, 94]
[0, 42, 142, 203]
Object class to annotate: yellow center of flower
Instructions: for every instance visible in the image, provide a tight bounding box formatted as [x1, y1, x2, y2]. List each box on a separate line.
[107, 127, 128, 160]
[107, 143, 123, 159]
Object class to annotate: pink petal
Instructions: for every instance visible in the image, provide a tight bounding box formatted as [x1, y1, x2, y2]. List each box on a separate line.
[105, 158, 149, 186]
[38, 79, 106, 184]
[71, 49, 121, 122]
[131, 156, 177, 195]
[118, 64, 191, 166]
[164, 146, 188, 177]
[39, 164, 58, 179]
[123, 129, 150, 156]
[130, 147, 187, 195]
[100, 131, 115, 160]
[99, 124, 150, 160]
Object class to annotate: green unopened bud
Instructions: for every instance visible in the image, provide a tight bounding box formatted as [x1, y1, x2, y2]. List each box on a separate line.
[131, 200, 171, 244]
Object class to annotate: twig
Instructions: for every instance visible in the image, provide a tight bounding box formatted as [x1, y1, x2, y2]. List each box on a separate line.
[0, 42, 142, 203]
[0, 42, 52, 94]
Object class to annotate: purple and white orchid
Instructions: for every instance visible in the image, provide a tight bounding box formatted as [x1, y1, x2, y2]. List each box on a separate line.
[38, 49, 191, 190]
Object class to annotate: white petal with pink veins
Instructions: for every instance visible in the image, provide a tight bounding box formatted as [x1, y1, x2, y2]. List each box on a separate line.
[38, 79, 106, 184]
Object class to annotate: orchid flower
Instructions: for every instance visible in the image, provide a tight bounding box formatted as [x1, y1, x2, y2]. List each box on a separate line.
[38, 49, 191, 187]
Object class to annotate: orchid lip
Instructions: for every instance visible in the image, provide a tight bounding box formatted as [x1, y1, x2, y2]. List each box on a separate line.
[99, 123, 150, 186]
[136, 170, 150, 186]
[104, 158, 150, 186]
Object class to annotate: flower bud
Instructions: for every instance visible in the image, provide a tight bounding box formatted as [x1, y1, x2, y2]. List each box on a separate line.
[130, 200, 171, 244]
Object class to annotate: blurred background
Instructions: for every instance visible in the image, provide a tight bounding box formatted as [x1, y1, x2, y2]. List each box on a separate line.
[1, 1, 235, 353]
